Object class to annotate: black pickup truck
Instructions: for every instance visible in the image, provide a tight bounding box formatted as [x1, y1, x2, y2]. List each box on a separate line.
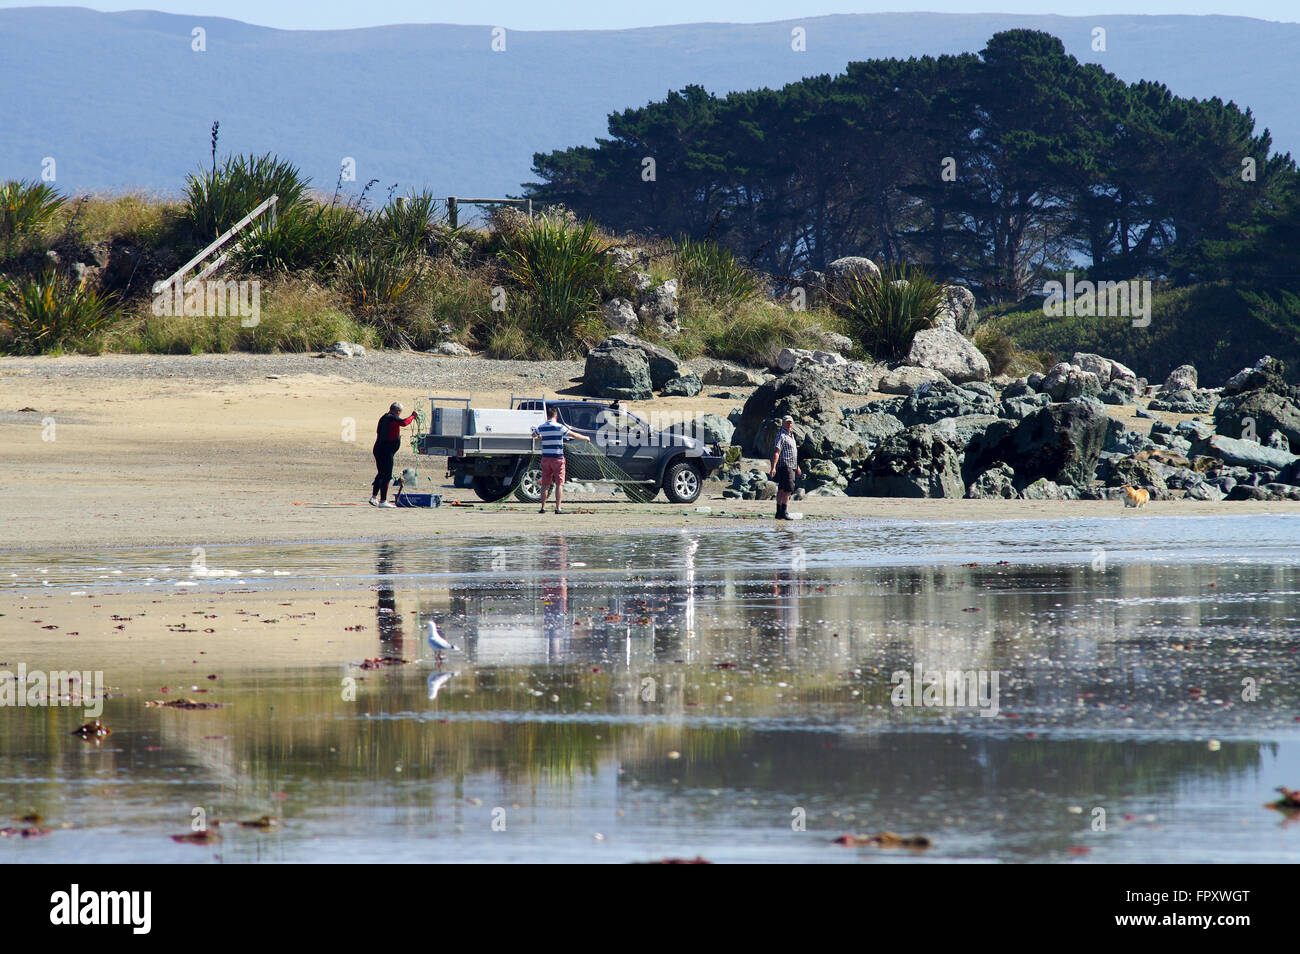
[417, 398, 725, 504]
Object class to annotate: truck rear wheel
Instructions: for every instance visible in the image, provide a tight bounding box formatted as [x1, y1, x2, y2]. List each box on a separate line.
[471, 475, 511, 502]
[663, 460, 703, 503]
[513, 464, 543, 503]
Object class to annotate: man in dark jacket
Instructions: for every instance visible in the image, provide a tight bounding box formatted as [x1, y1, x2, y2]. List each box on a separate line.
[371, 402, 416, 507]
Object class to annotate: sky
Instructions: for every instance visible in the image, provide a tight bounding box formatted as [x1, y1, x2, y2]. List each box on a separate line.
[0, 0, 1296, 30]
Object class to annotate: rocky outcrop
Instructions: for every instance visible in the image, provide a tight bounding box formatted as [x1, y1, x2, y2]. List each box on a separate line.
[937, 285, 979, 335]
[964, 399, 1110, 490]
[904, 327, 990, 383]
[660, 369, 703, 397]
[877, 366, 949, 394]
[1040, 362, 1102, 402]
[583, 340, 653, 400]
[732, 366, 867, 463]
[601, 297, 639, 333]
[1223, 355, 1288, 396]
[966, 463, 1017, 499]
[848, 424, 965, 498]
[823, 256, 881, 299]
[1160, 364, 1198, 393]
[589, 334, 682, 391]
[1214, 388, 1300, 452]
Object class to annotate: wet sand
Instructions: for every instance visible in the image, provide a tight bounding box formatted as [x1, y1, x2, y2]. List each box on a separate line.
[3, 354, 1300, 552]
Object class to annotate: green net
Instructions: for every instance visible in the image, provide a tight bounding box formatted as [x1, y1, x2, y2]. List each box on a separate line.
[480, 438, 650, 509]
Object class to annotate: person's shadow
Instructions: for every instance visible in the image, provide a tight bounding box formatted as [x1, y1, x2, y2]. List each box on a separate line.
[376, 542, 403, 653]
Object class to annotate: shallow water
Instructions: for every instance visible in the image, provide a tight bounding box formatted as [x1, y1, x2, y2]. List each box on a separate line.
[1, 515, 1298, 863]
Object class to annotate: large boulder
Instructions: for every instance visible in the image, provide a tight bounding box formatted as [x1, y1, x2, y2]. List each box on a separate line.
[1214, 389, 1300, 452]
[595, 334, 682, 390]
[601, 298, 639, 333]
[660, 370, 702, 397]
[896, 378, 999, 426]
[636, 279, 680, 337]
[1160, 364, 1198, 394]
[966, 463, 1017, 499]
[1098, 456, 1171, 499]
[1190, 431, 1298, 470]
[1041, 362, 1102, 402]
[665, 413, 735, 445]
[848, 424, 965, 498]
[732, 365, 867, 462]
[842, 409, 905, 445]
[824, 256, 881, 299]
[932, 413, 1001, 451]
[583, 342, 653, 400]
[936, 285, 979, 335]
[697, 360, 764, 387]
[905, 327, 991, 384]
[877, 366, 949, 395]
[1148, 389, 1217, 414]
[1223, 356, 1288, 396]
[775, 348, 846, 372]
[964, 399, 1111, 490]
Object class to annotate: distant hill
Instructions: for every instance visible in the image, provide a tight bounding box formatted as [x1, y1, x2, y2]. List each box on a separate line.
[2, 7, 1296, 200]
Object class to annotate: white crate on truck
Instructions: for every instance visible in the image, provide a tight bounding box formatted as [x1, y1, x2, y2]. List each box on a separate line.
[468, 408, 545, 435]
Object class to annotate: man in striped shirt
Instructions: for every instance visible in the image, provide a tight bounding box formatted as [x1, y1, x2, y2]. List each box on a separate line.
[769, 415, 802, 520]
[531, 406, 591, 514]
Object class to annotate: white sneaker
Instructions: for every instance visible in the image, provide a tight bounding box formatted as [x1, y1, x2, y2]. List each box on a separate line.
[379, 501, 396, 508]
[369, 497, 379, 507]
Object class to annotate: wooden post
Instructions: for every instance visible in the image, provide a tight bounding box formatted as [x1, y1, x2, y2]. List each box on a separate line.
[447, 196, 458, 229]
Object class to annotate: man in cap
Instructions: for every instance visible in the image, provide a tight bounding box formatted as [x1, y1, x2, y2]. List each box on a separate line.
[769, 415, 801, 520]
[371, 401, 416, 507]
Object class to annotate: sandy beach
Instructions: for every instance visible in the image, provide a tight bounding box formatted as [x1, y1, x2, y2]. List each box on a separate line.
[3, 351, 1299, 551]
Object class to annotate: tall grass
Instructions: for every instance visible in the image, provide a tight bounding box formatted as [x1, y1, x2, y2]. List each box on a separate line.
[236, 202, 362, 274]
[1, 180, 65, 259]
[830, 263, 942, 360]
[0, 271, 120, 354]
[182, 154, 309, 243]
[674, 299, 831, 367]
[335, 248, 429, 347]
[372, 190, 448, 256]
[671, 236, 761, 307]
[497, 214, 612, 357]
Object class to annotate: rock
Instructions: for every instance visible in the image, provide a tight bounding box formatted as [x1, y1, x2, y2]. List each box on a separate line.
[660, 370, 702, 397]
[824, 256, 881, 299]
[732, 365, 867, 462]
[595, 334, 682, 390]
[1214, 389, 1300, 452]
[435, 341, 472, 356]
[843, 409, 905, 445]
[1266, 429, 1291, 451]
[966, 463, 1017, 499]
[905, 327, 990, 384]
[325, 341, 365, 358]
[932, 413, 1001, 450]
[583, 342, 653, 401]
[1041, 363, 1102, 402]
[1223, 356, 1287, 396]
[601, 298, 639, 333]
[965, 399, 1111, 490]
[1000, 393, 1052, 420]
[1160, 364, 1198, 394]
[877, 366, 949, 395]
[1164, 468, 1225, 501]
[1071, 352, 1114, 382]
[1098, 386, 1133, 405]
[636, 279, 680, 336]
[1104, 427, 1152, 456]
[697, 361, 763, 387]
[848, 424, 965, 498]
[1019, 478, 1068, 500]
[776, 348, 846, 373]
[896, 378, 999, 427]
[937, 285, 979, 335]
[822, 361, 877, 395]
[604, 247, 648, 272]
[1189, 431, 1299, 470]
[670, 415, 733, 447]
[1148, 388, 1217, 414]
[814, 330, 855, 354]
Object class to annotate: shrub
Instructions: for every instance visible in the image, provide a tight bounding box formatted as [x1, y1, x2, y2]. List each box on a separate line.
[0, 180, 65, 259]
[677, 298, 832, 367]
[0, 271, 120, 354]
[336, 248, 429, 347]
[371, 191, 449, 257]
[973, 326, 1015, 377]
[831, 263, 942, 360]
[236, 202, 362, 274]
[496, 214, 612, 357]
[671, 236, 761, 307]
[182, 154, 309, 243]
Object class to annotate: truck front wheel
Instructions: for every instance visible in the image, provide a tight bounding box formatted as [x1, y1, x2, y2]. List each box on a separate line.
[663, 460, 703, 503]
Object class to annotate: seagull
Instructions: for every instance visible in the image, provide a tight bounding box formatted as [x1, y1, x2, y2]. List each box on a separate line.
[426, 619, 458, 653]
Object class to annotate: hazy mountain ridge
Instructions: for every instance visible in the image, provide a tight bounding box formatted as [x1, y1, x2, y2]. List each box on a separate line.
[1, 7, 1295, 197]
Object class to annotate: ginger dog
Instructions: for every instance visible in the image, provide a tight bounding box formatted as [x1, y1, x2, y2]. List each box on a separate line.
[1122, 485, 1150, 508]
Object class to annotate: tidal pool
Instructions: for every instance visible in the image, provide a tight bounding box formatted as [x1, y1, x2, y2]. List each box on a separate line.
[1, 514, 1298, 863]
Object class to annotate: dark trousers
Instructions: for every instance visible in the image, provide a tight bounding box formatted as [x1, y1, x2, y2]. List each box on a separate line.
[372, 441, 399, 498]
